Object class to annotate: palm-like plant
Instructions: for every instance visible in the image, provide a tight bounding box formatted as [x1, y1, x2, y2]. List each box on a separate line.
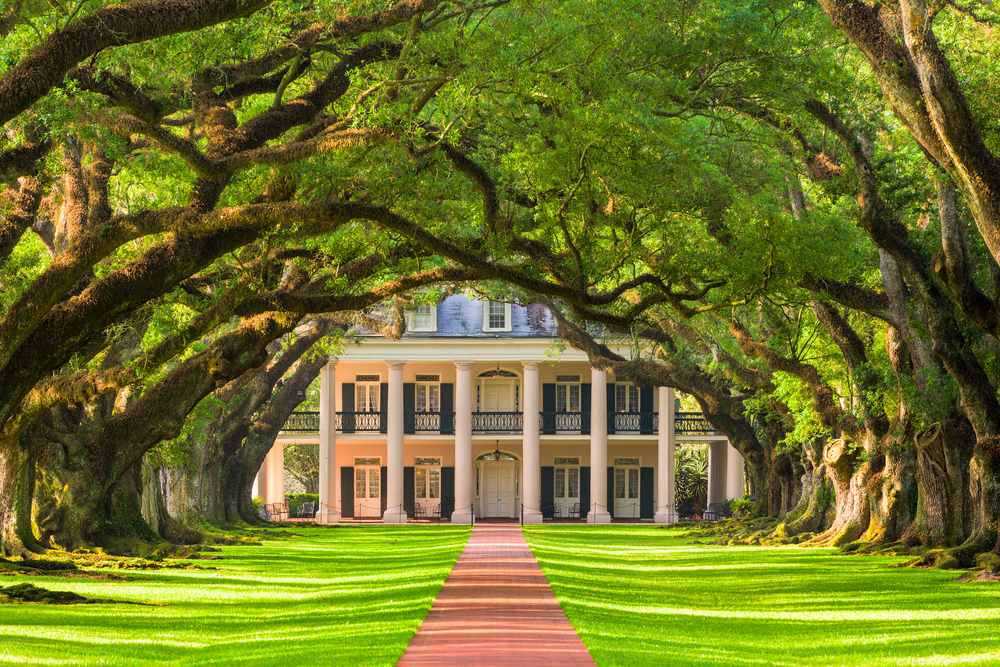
[675, 447, 708, 518]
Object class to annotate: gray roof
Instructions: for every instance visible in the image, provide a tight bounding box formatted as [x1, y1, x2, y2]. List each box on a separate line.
[360, 294, 559, 338]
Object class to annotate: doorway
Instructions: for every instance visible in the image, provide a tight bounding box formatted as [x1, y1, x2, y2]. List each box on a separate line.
[475, 451, 520, 518]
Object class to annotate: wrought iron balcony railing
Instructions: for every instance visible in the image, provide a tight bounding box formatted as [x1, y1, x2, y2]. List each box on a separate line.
[337, 411, 382, 432]
[280, 409, 717, 436]
[471, 411, 522, 433]
[404, 411, 456, 434]
[282, 411, 320, 431]
[610, 411, 658, 434]
[674, 412, 718, 435]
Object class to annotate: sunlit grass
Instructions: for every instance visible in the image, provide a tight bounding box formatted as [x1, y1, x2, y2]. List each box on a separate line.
[524, 525, 1000, 667]
[1, 525, 470, 666]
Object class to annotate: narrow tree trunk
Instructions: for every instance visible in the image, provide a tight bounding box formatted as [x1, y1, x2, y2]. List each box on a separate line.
[816, 438, 871, 546]
[140, 459, 202, 544]
[787, 437, 834, 535]
[0, 427, 45, 555]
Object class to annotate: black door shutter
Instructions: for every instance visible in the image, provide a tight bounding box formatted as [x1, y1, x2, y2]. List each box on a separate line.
[404, 466, 415, 517]
[581, 383, 592, 434]
[380, 466, 388, 516]
[541, 466, 555, 518]
[342, 383, 355, 433]
[341, 467, 354, 518]
[606, 383, 616, 434]
[379, 383, 389, 434]
[441, 467, 455, 519]
[440, 383, 454, 435]
[403, 383, 415, 434]
[580, 467, 591, 519]
[640, 386, 654, 434]
[542, 383, 556, 434]
[640, 467, 654, 519]
[607, 466, 615, 519]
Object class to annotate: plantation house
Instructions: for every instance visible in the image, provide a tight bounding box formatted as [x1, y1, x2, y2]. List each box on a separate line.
[256, 295, 744, 523]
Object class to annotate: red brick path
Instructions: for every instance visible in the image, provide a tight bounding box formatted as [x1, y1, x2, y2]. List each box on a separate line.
[397, 524, 596, 666]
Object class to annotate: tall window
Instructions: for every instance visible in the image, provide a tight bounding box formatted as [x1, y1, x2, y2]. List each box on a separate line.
[556, 374, 581, 413]
[356, 374, 380, 412]
[415, 374, 440, 412]
[409, 304, 435, 331]
[616, 383, 639, 412]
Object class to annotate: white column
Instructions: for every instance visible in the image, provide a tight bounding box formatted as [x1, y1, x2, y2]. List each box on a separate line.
[726, 442, 744, 499]
[262, 444, 284, 505]
[655, 387, 677, 524]
[588, 368, 612, 524]
[452, 362, 474, 524]
[383, 361, 407, 524]
[317, 361, 338, 524]
[707, 441, 728, 512]
[521, 361, 542, 525]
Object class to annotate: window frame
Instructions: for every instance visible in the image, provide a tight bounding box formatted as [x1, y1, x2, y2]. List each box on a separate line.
[406, 304, 437, 332]
[482, 300, 513, 332]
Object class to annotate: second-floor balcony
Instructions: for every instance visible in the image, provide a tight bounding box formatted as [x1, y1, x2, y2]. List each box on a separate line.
[282, 411, 715, 436]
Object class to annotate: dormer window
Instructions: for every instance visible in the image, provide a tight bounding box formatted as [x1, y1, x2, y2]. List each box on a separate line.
[482, 301, 512, 332]
[407, 304, 436, 332]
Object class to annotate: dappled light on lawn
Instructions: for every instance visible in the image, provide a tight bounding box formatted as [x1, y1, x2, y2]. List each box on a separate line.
[525, 525, 1000, 667]
[0, 525, 470, 666]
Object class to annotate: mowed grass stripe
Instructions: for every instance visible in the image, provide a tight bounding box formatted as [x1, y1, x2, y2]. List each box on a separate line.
[524, 525, 1000, 667]
[1, 525, 470, 666]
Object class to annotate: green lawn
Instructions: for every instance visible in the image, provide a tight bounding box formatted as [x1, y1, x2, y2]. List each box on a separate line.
[524, 525, 1000, 667]
[1, 525, 470, 666]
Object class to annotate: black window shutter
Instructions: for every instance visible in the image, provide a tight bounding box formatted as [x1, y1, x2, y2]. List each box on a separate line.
[606, 383, 616, 434]
[581, 383, 592, 435]
[640, 467, 654, 519]
[381, 466, 388, 515]
[441, 467, 455, 519]
[541, 466, 555, 518]
[440, 383, 454, 435]
[580, 467, 591, 519]
[403, 383, 415, 434]
[640, 386, 654, 434]
[542, 383, 556, 434]
[379, 383, 389, 434]
[340, 467, 354, 518]
[607, 466, 615, 519]
[342, 383, 355, 433]
[404, 467, 415, 517]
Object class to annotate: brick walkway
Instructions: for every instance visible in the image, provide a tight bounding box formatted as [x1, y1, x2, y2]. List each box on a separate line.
[397, 524, 596, 666]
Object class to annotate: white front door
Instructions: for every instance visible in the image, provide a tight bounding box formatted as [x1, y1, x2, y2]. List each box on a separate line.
[481, 462, 516, 517]
[355, 467, 381, 517]
[554, 466, 580, 517]
[614, 467, 640, 518]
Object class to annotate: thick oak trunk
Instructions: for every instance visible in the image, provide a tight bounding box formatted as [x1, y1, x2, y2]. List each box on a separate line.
[817, 438, 871, 546]
[909, 420, 974, 546]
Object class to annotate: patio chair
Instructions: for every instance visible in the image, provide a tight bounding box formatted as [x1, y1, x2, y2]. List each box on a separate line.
[299, 502, 315, 518]
[568, 503, 580, 519]
[411, 504, 427, 520]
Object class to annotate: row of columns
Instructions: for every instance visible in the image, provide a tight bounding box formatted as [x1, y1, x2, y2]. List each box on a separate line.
[310, 360, 742, 525]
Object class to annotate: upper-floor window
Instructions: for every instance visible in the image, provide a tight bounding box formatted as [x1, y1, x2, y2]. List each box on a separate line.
[407, 304, 436, 332]
[482, 300, 512, 332]
[415, 374, 440, 412]
[556, 374, 581, 413]
[356, 374, 380, 412]
[616, 383, 639, 412]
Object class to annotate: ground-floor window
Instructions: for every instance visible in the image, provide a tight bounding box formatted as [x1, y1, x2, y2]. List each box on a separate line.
[614, 457, 640, 518]
[414, 457, 441, 503]
[354, 457, 381, 517]
[553, 456, 581, 517]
